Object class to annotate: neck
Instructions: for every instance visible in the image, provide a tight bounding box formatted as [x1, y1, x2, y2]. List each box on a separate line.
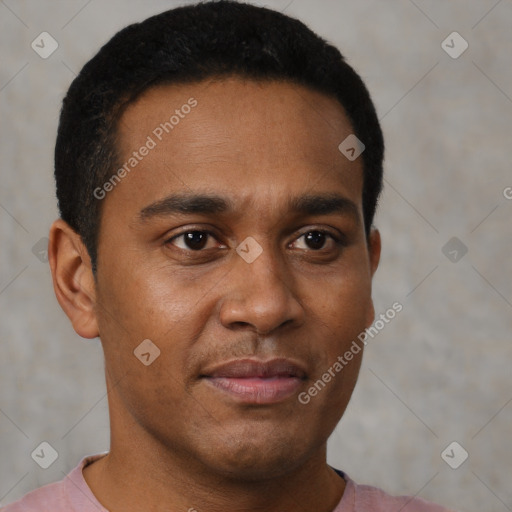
[84, 433, 345, 512]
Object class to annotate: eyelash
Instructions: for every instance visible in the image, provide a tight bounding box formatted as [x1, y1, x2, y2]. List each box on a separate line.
[165, 228, 346, 252]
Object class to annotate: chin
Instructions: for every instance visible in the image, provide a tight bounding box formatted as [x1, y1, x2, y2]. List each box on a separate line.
[211, 449, 303, 481]
[195, 421, 321, 481]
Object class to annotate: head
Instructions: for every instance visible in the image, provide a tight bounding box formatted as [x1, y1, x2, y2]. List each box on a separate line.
[50, 0, 383, 480]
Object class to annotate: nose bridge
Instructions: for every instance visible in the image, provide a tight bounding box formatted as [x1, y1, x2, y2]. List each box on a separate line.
[219, 235, 303, 334]
[241, 236, 286, 292]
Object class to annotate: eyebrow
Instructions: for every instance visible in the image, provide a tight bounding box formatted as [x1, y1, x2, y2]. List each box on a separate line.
[138, 192, 360, 224]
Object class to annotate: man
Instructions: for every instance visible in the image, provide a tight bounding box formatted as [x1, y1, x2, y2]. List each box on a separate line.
[3, 1, 456, 511]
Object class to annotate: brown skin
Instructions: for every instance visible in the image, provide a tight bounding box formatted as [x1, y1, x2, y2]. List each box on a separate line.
[49, 77, 381, 512]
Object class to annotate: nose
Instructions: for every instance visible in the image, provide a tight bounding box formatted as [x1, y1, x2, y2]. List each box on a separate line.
[219, 241, 305, 335]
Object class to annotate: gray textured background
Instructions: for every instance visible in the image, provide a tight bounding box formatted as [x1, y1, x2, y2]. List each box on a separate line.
[1, 1, 511, 510]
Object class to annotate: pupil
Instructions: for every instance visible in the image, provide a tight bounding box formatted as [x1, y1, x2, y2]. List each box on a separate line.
[306, 231, 325, 250]
[182, 231, 326, 251]
[185, 231, 207, 250]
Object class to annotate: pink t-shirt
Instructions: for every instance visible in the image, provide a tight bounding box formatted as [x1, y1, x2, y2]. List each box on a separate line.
[1, 453, 457, 512]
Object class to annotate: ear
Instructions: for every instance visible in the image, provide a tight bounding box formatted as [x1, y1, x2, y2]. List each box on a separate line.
[365, 227, 381, 328]
[48, 219, 99, 339]
[368, 227, 381, 279]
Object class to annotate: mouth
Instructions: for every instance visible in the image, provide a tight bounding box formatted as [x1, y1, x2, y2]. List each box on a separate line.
[201, 358, 307, 404]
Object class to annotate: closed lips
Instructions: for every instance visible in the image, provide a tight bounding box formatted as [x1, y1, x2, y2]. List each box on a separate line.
[201, 358, 307, 379]
[201, 358, 308, 404]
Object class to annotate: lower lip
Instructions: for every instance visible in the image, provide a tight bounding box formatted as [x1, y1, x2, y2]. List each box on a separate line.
[204, 376, 303, 404]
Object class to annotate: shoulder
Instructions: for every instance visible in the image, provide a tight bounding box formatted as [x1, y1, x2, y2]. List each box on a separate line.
[334, 470, 458, 512]
[354, 482, 457, 512]
[1, 479, 68, 511]
[1, 453, 108, 512]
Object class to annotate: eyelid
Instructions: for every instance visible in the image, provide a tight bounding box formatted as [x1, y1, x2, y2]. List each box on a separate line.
[291, 227, 346, 247]
[165, 228, 226, 250]
[165, 225, 346, 251]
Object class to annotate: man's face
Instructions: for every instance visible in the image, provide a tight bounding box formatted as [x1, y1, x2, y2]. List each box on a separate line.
[93, 77, 380, 479]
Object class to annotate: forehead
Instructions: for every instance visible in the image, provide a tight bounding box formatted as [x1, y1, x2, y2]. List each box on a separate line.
[108, 77, 363, 218]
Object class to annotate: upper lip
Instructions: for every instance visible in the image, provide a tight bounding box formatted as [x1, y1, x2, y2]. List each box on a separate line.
[201, 358, 307, 379]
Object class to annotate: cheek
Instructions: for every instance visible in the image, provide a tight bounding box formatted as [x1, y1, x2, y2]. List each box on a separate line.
[94, 271, 202, 424]
[309, 267, 372, 336]
[96, 261, 204, 338]
[94, 264, 216, 398]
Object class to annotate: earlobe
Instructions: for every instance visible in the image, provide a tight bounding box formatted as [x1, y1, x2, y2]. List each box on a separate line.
[48, 219, 99, 339]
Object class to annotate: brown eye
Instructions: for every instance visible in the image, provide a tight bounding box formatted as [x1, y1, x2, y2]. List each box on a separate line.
[168, 231, 216, 251]
[304, 231, 328, 250]
[293, 230, 342, 251]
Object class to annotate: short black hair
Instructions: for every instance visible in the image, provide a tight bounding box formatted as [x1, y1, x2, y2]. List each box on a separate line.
[55, 0, 384, 273]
